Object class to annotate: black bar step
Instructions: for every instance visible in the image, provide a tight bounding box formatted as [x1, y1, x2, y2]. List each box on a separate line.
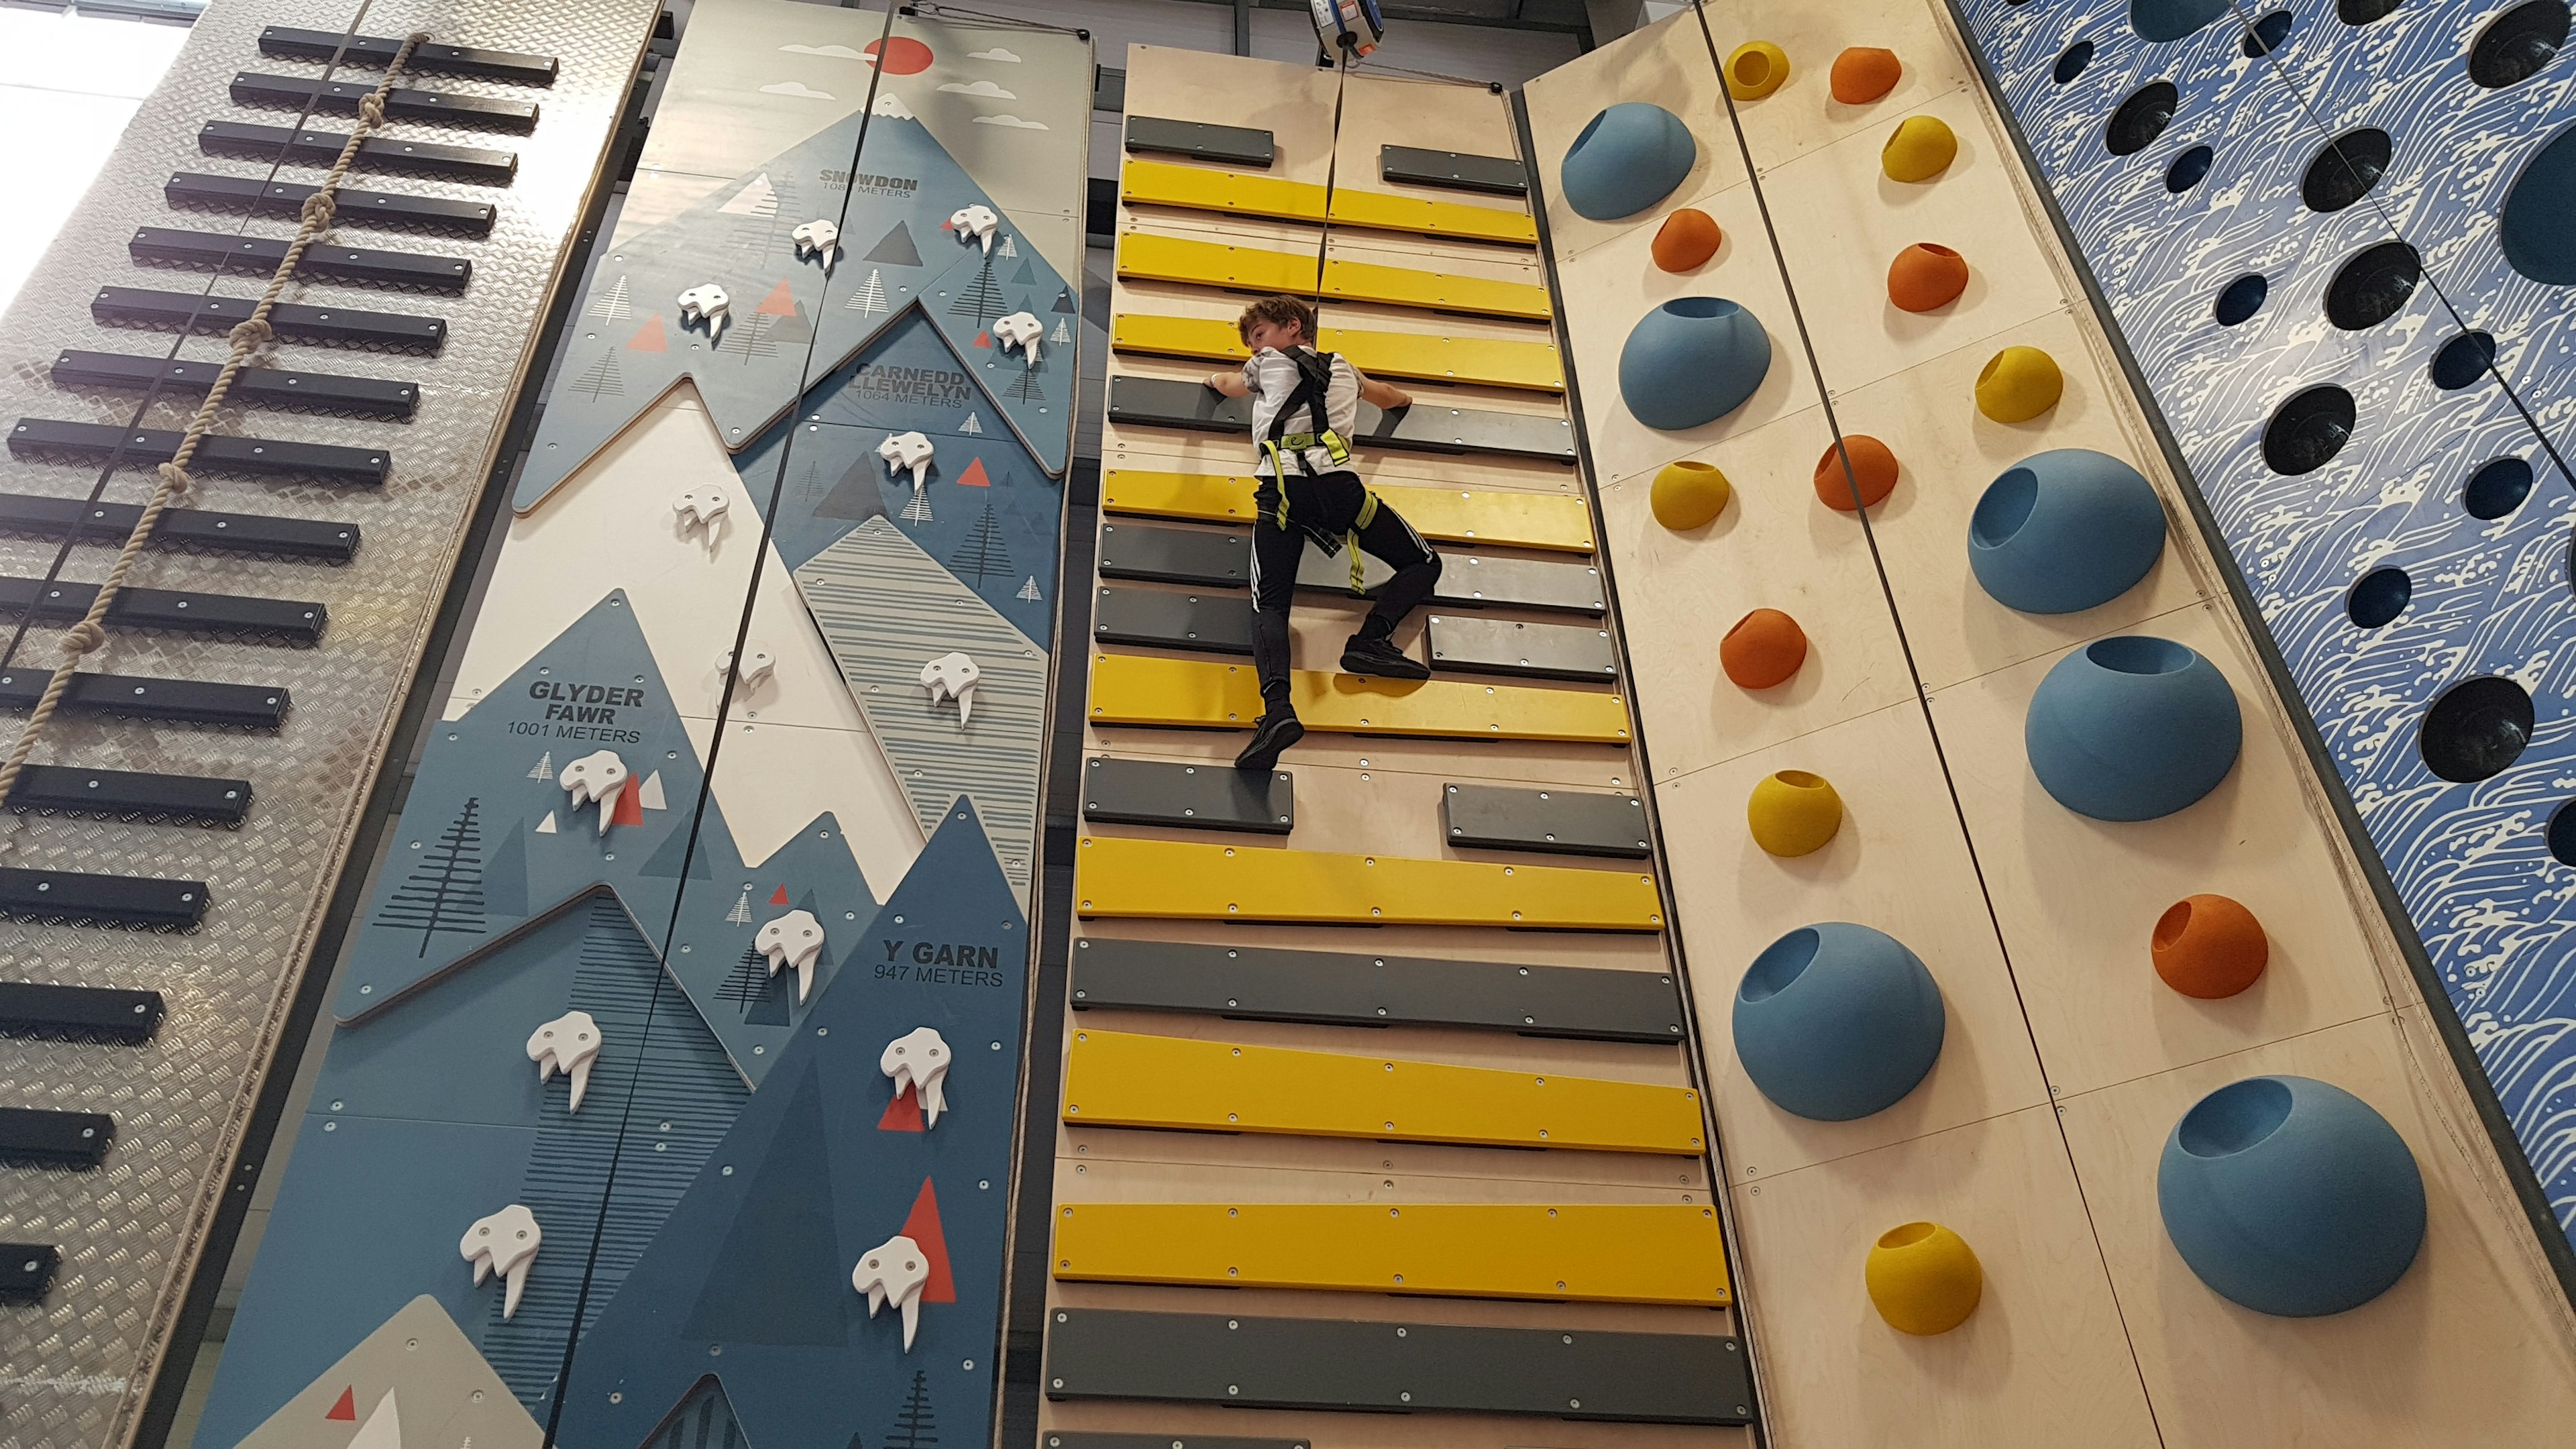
[128, 227, 471, 292]
[198, 120, 517, 184]
[0, 576, 325, 646]
[93, 286, 445, 353]
[0, 1108, 114, 1167]
[0, 868, 207, 931]
[54, 350, 417, 421]
[258, 27, 559, 85]
[9, 765, 252, 826]
[166, 172, 495, 237]
[0, 490, 360, 564]
[10, 418, 388, 487]
[1082, 755, 1292, 834]
[0, 983, 165, 1042]
[0, 670, 288, 729]
[1109, 376, 1576, 464]
[229, 71, 539, 131]
[1380, 144, 1527, 196]
[0, 1245, 60, 1302]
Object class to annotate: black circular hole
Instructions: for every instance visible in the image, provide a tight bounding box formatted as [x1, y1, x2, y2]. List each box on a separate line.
[2346, 567, 2412, 627]
[2055, 40, 2097, 83]
[2302, 127, 2394, 212]
[2263, 385, 2358, 474]
[2322, 240, 2422, 329]
[2472, 0, 2569, 86]
[2244, 8, 2295, 52]
[2464, 455, 2535, 518]
[2214, 272, 2269, 325]
[2503, 123, 2576, 282]
[2166, 144, 2215, 192]
[2547, 799, 2576, 865]
[2421, 676, 2534, 782]
[2339, 0, 2404, 23]
[2432, 331, 2498, 389]
[2107, 81, 2180, 156]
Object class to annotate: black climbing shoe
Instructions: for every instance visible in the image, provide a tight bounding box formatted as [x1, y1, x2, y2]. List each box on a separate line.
[1236, 712, 1305, 771]
[1340, 633, 1431, 681]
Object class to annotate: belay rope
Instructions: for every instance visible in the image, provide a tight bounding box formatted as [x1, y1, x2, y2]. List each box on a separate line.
[0, 33, 432, 808]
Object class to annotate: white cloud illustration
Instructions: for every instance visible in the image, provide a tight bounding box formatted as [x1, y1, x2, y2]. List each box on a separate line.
[967, 47, 1022, 62]
[759, 80, 836, 99]
[778, 42, 864, 58]
[872, 93, 916, 119]
[938, 80, 1018, 99]
[973, 113, 1050, 130]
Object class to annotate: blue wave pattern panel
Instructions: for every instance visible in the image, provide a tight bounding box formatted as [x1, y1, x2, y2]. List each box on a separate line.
[1960, 0, 2576, 1237]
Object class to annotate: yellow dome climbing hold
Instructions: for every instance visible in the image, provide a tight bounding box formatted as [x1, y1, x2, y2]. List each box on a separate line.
[1747, 769, 1843, 857]
[1726, 42, 1791, 101]
[1975, 345, 2065, 423]
[1866, 1222, 1984, 1336]
[1651, 460, 1732, 530]
[1881, 115, 1958, 182]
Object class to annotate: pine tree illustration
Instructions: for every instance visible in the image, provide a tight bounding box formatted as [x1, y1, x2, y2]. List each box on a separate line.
[734, 312, 778, 362]
[900, 486, 934, 525]
[572, 350, 625, 400]
[957, 412, 983, 436]
[849, 268, 892, 315]
[372, 796, 487, 956]
[996, 233, 1018, 260]
[947, 501, 1013, 586]
[1051, 317, 1071, 345]
[587, 274, 632, 321]
[947, 258, 1004, 323]
[800, 459, 824, 503]
[884, 1371, 936, 1449]
[716, 944, 768, 1005]
[1006, 364, 1043, 403]
[1017, 576, 1042, 602]
[527, 752, 554, 781]
[725, 885, 753, 924]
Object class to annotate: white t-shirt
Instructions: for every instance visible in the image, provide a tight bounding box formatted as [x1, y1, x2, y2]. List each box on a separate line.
[1241, 346, 1361, 479]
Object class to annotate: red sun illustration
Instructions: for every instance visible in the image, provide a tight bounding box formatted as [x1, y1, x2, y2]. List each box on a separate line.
[865, 37, 933, 74]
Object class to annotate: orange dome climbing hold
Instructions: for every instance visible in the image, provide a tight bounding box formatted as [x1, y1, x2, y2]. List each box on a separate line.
[1813, 435, 1900, 511]
[1888, 243, 1970, 313]
[1652, 208, 1723, 272]
[2152, 894, 2269, 999]
[1721, 608, 1809, 689]
[1831, 47, 1903, 105]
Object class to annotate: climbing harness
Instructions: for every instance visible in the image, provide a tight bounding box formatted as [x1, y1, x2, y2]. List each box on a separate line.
[1257, 347, 1379, 592]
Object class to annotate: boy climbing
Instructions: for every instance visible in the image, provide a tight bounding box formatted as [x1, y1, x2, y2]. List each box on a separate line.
[1204, 294, 1444, 773]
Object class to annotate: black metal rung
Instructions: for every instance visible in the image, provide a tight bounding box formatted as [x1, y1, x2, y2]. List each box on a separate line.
[229, 71, 539, 131]
[258, 27, 559, 85]
[93, 286, 445, 352]
[0, 983, 164, 1042]
[0, 1108, 114, 1167]
[10, 765, 252, 826]
[128, 227, 472, 291]
[0, 868, 206, 931]
[198, 120, 517, 184]
[0, 1245, 61, 1302]
[0, 576, 325, 646]
[0, 490, 360, 564]
[0, 671, 288, 729]
[165, 172, 496, 237]
[10, 418, 389, 487]
[54, 350, 417, 421]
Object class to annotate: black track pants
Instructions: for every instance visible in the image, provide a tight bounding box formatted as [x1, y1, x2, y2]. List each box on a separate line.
[1248, 470, 1442, 710]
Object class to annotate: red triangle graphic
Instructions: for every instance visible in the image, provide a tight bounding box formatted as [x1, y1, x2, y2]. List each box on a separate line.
[754, 279, 798, 317]
[626, 314, 667, 352]
[938, 218, 955, 231]
[325, 1387, 357, 1421]
[610, 780, 644, 827]
[877, 1084, 926, 1132]
[769, 885, 790, 906]
[900, 1178, 957, 1303]
[955, 458, 992, 488]
[972, 329, 993, 348]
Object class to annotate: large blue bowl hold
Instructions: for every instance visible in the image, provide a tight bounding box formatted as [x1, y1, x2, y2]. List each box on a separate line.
[1560, 103, 1695, 221]
[1733, 922, 1945, 1122]
[1619, 299, 1772, 431]
[1969, 448, 2167, 614]
[2157, 1076, 2426, 1316]
[2025, 635, 2241, 821]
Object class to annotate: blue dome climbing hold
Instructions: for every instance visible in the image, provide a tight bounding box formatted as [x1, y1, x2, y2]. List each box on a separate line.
[1560, 103, 1696, 221]
[1733, 922, 1945, 1121]
[2025, 635, 2241, 820]
[1968, 449, 2167, 614]
[1619, 298, 1772, 430]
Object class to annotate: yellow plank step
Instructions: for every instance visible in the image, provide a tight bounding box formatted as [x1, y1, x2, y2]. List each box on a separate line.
[1074, 835, 1664, 930]
[1330, 186, 1540, 246]
[1101, 470, 1595, 553]
[1122, 158, 1326, 223]
[1114, 233, 1550, 321]
[1325, 255, 1551, 321]
[1053, 1201, 1731, 1305]
[1117, 231, 1318, 294]
[1061, 1029, 1705, 1153]
[1088, 653, 1629, 743]
[1113, 314, 1565, 394]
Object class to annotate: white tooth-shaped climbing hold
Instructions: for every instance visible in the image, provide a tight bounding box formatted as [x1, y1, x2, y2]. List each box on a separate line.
[851, 1232, 930, 1350]
[948, 204, 999, 254]
[881, 1025, 952, 1128]
[991, 310, 1044, 366]
[919, 651, 981, 727]
[525, 1010, 602, 1112]
[559, 750, 631, 836]
[792, 217, 841, 270]
[755, 908, 826, 1002]
[460, 1204, 541, 1320]
[718, 640, 777, 688]
[877, 430, 935, 489]
[672, 487, 729, 531]
[677, 282, 730, 342]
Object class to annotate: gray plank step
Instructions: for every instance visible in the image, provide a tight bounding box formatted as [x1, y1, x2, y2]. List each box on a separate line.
[1105, 523, 1604, 616]
[1099, 522, 1248, 586]
[1092, 586, 1254, 655]
[1444, 783, 1650, 859]
[1381, 144, 1527, 195]
[1044, 1438, 1305, 1449]
[1128, 115, 1276, 168]
[1082, 756, 1293, 834]
[1426, 613, 1617, 681]
[1108, 376, 1578, 464]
